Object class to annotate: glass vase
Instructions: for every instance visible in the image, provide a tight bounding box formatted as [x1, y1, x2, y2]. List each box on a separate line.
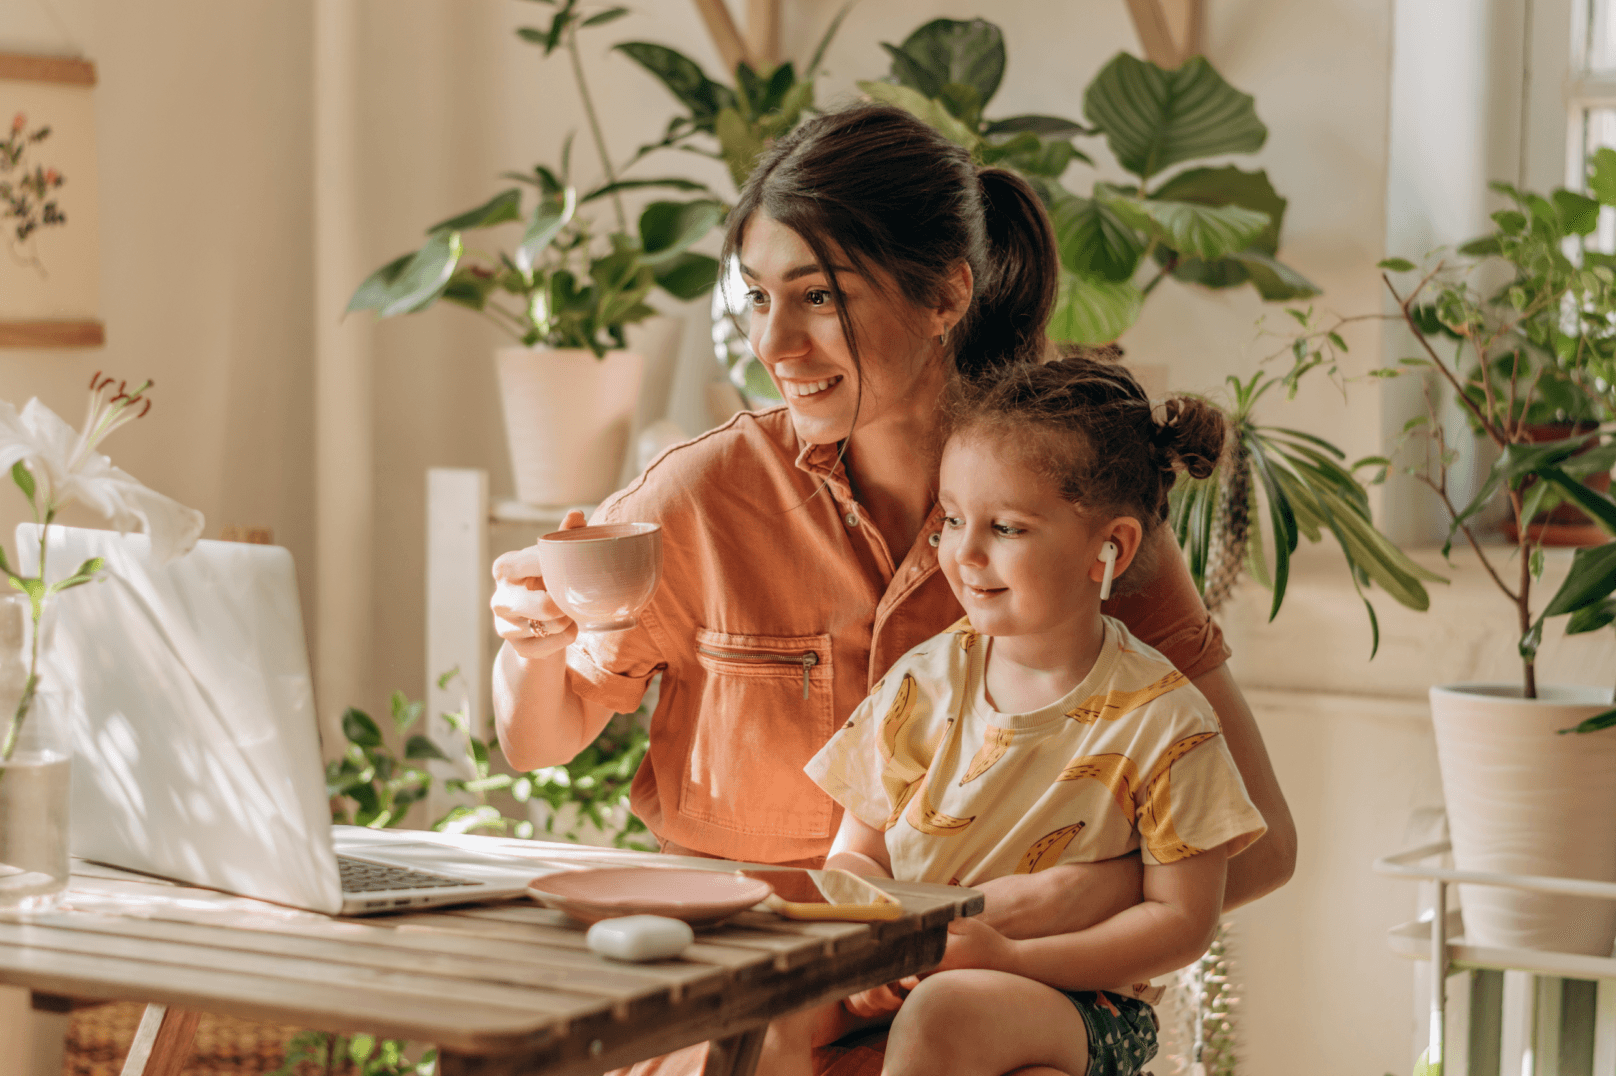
[0, 593, 70, 912]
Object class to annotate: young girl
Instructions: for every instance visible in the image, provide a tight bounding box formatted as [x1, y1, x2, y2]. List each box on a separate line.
[798, 357, 1268, 1076]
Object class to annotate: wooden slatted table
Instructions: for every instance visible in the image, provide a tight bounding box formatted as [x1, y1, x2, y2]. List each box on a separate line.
[0, 834, 981, 1076]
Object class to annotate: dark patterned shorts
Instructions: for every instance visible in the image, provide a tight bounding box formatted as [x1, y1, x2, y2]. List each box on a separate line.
[1061, 991, 1158, 1076]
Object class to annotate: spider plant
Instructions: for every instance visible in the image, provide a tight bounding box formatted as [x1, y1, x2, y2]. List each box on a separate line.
[1170, 370, 1445, 655]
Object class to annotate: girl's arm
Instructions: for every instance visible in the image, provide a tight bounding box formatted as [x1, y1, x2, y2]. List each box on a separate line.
[822, 809, 893, 878]
[935, 845, 1229, 992]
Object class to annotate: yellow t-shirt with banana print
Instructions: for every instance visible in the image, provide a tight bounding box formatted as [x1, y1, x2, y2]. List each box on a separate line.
[804, 615, 1266, 890]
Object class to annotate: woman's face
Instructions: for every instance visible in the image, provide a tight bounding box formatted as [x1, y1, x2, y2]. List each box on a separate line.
[737, 213, 962, 446]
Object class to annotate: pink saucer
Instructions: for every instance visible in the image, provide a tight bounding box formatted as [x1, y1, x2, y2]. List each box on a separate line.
[526, 867, 773, 927]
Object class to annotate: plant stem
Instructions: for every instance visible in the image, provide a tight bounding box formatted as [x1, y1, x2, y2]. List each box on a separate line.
[1512, 485, 1536, 698]
[1141, 255, 1178, 297]
[566, 28, 626, 233]
[1, 518, 48, 778]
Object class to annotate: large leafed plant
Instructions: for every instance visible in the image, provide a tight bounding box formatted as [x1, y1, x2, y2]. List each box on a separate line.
[857, 19, 1320, 344]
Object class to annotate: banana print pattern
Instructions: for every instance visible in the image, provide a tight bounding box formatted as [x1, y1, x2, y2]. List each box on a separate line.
[1138, 731, 1219, 863]
[905, 768, 975, 836]
[947, 615, 979, 652]
[1065, 669, 1189, 724]
[1056, 753, 1142, 824]
[1015, 821, 1086, 873]
[960, 726, 1014, 784]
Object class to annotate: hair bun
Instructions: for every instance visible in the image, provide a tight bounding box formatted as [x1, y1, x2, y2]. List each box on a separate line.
[1153, 396, 1227, 480]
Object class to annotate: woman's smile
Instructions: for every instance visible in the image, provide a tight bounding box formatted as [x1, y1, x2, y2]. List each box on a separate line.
[781, 375, 845, 399]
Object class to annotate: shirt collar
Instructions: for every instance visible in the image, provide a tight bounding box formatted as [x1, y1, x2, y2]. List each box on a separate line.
[794, 437, 856, 503]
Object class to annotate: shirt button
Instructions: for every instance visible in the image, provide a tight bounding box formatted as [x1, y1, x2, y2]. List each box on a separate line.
[928, 532, 940, 547]
[845, 512, 859, 528]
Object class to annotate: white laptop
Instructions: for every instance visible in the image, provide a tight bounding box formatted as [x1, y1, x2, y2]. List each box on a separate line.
[18, 524, 558, 915]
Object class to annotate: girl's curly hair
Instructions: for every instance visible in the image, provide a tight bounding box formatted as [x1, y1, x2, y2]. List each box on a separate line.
[943, 355, 1227, 537]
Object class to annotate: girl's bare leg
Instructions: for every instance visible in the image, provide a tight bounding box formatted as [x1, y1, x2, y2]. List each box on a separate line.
[883, 970, 1090, 1076]
[755, 1001, 851, 1076]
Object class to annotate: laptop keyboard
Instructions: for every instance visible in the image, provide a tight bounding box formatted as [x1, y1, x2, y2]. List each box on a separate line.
[337, 854, 478, 893]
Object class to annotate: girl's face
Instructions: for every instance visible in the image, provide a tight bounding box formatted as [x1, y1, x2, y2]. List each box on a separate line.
[737, 213, 962, 446]
[937, 431, 1119, 641]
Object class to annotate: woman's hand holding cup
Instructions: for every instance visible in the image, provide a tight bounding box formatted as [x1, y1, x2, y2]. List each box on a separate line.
[491, 509, 587, 659]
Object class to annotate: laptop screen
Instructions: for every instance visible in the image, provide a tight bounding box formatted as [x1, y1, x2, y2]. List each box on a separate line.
[18, 525, 345, 913]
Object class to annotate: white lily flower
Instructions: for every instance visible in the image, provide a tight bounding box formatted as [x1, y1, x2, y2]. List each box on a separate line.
[0, 381, 204, 564]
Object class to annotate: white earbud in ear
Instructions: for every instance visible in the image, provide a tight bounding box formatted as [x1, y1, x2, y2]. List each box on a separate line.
[1098, 541, 1118, 601]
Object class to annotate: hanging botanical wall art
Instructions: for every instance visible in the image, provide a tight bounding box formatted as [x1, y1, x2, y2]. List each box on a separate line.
[0, 53, 101, 349]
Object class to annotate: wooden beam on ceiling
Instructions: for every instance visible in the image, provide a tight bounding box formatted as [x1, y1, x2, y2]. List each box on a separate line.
[1124, 0, 1204, 68]
[691, 0, 749, 74]
[745, 0, 781, 69]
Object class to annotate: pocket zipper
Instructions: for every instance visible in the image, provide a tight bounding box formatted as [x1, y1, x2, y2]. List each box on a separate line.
[697, 645, 821, 700]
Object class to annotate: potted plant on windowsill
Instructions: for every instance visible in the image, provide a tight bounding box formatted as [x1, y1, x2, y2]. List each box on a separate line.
[1364, 154, 1616, 957]
[347, 0, 722, 506]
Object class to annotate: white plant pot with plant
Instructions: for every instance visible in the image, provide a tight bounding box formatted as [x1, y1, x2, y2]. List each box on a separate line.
[1318, 155, 1616, 956]
[347, 1, 722, 506]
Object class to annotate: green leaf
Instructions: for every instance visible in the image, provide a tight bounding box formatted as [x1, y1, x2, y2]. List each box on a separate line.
[652, 251, 720, 300]
[342, 708, 382, 749]
[46, 556, 104, 595]
[10, 460, 35, 503]
[1378, 257, 1416, 272]
[884, 18, 1005, 107]
[639, 200, 723, 266]
[404, 734, 450, 761]
[715, 108, 766, 189]
[580, 6, 628, 27]
[1561, 707, 1616, 734]
[1540, 466, 1616, 534]
[984, 114, 1092, 138]
[855, 81, 980, 150]
[1589, 147, 1616, 206]
[1566, 597, 1616, 634]
[614, 43, 736, 132]
[390, 690, 424, 733]
[1138, 199, 1270, 259]
[1554, 189, 1601, 236]
[1051, 194, 1145, 282]
[516, 187, 577, 272]
[378, 230, 464, 318]
[347, 254, 412, 313]
[1541, 541, 1616, 617]
[425, 189, 522, 233]
[1047, 271, 1144, 344]
[1152, 165, 1288, 254]
[581, 177, 712, 203]
[1083, 53, 1267, 180]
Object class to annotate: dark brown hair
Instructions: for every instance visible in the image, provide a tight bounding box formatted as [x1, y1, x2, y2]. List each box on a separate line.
[721, 103, 1059, 382]
[943, 356, 1227, 536]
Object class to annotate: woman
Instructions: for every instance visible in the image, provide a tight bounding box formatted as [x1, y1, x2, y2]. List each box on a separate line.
[492, 104, 1294, 1072]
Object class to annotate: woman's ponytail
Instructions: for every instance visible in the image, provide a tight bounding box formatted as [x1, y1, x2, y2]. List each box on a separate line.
[953, 168, 1059, 380]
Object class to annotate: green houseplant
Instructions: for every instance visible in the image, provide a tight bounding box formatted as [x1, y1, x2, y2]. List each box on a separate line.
[1354, 156, 1616, 967]
[347, 0, 725, 505]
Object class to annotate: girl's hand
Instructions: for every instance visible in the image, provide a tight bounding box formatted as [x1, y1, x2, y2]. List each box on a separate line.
[842, 979, 913, 1019]
[933, 916, 1017, 974]
[491, 509, 586, 660]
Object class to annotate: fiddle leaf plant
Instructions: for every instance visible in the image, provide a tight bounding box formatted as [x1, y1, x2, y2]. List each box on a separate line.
[859, 20, 1320, 345]
[346, 0, 722, 356]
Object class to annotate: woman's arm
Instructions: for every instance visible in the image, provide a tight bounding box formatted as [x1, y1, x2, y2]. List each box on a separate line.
[936, 847, 1229, 992]
[491, 512, 616, 771]
[1192, 664, 1297, 908]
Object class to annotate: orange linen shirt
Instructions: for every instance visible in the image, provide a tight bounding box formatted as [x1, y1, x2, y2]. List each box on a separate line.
[566, 406, 1230, 864]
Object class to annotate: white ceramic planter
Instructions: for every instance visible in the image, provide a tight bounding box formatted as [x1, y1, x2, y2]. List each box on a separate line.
[495, 346, 643, 506]
[1430, 682, 1616, 955]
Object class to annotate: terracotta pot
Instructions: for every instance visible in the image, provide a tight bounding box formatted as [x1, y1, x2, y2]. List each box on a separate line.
[1430, 683, 1616, 955]
[495, 347, 642, 506]
[1501, 423, 1612, 548]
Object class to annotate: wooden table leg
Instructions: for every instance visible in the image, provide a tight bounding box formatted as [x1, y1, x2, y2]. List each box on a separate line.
[701, 1025, 768, 1076]
[119, 1004, 200, 1076]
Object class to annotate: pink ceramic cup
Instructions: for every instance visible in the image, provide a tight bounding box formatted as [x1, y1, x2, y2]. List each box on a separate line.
[537, 522, 663, 632]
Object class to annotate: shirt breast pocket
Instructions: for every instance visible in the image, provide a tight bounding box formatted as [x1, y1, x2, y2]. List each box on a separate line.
[681, 628, 836, 838]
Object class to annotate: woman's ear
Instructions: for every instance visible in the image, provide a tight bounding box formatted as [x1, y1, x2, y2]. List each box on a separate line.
[1087, 516, 1146, 586]
[934, 260, 974, 338]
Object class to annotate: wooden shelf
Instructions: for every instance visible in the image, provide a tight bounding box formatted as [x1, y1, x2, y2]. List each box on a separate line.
[0, 320, 105, 348]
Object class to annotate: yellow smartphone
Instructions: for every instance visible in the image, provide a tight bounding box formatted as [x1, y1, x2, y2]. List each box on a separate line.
[738, 867, 905, 921]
